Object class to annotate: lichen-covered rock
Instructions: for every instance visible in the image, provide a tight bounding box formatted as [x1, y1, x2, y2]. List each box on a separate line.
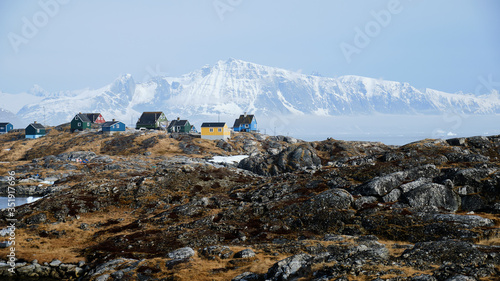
[402, 183, 460, 212]
[167, 247, 195, 260]
[308, 188, 353, 210]
[266, 253, 312, 281]
[234, 249, 256, 259]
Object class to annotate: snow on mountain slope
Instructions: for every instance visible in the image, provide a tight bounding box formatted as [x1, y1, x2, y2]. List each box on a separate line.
[0, 108, 24, 128]
[6, 58, 500, 127]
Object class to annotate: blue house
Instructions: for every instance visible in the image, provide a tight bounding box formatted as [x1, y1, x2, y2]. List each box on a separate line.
[233, 113, 257, 132]
[0, 122, 13, 134]
[101, 120, 126, 134]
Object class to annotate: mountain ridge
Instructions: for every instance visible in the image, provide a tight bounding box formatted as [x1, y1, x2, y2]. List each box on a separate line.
[2, 58, 500, 127]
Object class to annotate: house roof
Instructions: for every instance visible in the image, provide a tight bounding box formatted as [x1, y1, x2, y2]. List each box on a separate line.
[167, 119, 189, 129]
[75, 114, 91, 122]
[137, 112, 165, 125]
[0, 122, 12, 126]
[233, 114, 255, 127]
[201, 122, 226, 128]
[28, 123, 45, 129]
[102, 121, 123, 127]
[84, 113, 102, 122]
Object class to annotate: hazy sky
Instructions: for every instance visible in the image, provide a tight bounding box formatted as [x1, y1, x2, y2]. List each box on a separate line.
[0, 0, 499, 95]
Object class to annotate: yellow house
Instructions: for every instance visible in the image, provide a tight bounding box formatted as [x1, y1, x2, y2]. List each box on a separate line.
[201, 122, 230, 140]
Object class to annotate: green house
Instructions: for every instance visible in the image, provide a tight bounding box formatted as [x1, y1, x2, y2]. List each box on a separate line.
[25, 122, 46, 139]
[136, 112, 168, 130]
[167, 118, 192, 133]
[71, 113, 92, 132]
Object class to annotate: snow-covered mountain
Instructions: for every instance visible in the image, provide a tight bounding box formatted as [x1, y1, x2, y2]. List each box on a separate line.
[3, 58, 500, 128]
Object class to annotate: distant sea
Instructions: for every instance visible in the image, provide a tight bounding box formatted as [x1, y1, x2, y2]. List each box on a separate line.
[0, 197, 41, 209]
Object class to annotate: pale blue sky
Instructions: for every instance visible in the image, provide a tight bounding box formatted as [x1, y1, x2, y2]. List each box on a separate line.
[0, 0, 499, 95]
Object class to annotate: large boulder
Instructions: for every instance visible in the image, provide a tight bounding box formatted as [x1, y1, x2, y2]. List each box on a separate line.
[355, 165, 439, 196]
[355, 171, 407, 196]
[276, 144, 321, 172]
[308, 188, 353, 210]
[238, 144, 321, 176]
[402, 183, 460, 212]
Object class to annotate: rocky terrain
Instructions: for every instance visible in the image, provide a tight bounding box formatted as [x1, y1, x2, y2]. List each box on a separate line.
[0, 128, 498, 280]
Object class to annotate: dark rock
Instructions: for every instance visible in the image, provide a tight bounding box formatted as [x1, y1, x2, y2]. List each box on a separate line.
[216, 140, 233, 152]
[466, 136, 490, 149]
[266, 253, 312, 281]
[276, 144, 321, 172]
[25, 213, 47, 225]
[355, 171, 406, 196]
[232, 272, 261, 281]
[308, 188, 353, 210]
[402, 240, 487, 265]
[239, 143, 320, 176]
[410, 274, 437, 281]
[444, 275, 477, 281]
[402, 183, 459, 212]
[446, 138, 466, 146]
[418, 213, 494, 228]
[201, 246, 233, 259]
[461, 195, 486, 212]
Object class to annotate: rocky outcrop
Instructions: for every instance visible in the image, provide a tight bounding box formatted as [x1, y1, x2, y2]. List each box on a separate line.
[0, 259, 84, 279]
[1, 133, 500, 280]
[238, 143, 321, 176]
[402, 183, 460, 212]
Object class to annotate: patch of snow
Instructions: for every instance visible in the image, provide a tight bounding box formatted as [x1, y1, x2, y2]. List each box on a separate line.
[209, 155, 249, 164]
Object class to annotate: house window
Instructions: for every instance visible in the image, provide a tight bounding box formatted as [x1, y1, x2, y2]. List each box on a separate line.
[218, 128, 222, 132]
[87, 122, 90, 126]
[0, 127, 4, 130]
[209, 128, 214, 132]
[78, 122, 81, 126]
[245, 124, 249, 128]
[37, 129, 40, 133]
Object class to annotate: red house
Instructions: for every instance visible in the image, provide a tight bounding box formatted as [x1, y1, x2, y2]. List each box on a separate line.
[84, 113, 105, 124]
